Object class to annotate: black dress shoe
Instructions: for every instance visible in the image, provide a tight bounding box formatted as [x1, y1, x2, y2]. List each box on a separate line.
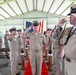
[16, 72, 20, 75]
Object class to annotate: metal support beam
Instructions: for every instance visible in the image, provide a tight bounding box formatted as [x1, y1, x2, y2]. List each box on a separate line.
[32, 0, 34, 10]
[15, 0, 24, 14]
[54, 0, 65, 14]
[36, 0, 37, 10]
[24, 0, 29, 12]
[0, 6, 12, 17]
[48, 0, 55, 13]
[0, 14, 7, 19]
[42, 0, 46, 11]
[0, 19, 2, 21]
[7, 3, 18, 16]
[60, 2, 74, 15]
[0, 10, 59, 23]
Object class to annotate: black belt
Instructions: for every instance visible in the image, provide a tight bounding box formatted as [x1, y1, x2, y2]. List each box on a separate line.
[35, 50, 38, 52]
[53, 47, 59, 49]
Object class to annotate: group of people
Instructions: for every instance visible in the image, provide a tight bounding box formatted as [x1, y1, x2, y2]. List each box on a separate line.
[7, 20, 47, 75]
[0, 4, 76, 75]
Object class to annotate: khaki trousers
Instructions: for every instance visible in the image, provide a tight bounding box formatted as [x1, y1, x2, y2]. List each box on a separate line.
[0, 43, 2, 48]
[29, 50, 43, 75]
[45, 46, 50, 59]
[65, 58, 76, 75]
[10, 51, 19, 75]
[53, 49, 61, 75]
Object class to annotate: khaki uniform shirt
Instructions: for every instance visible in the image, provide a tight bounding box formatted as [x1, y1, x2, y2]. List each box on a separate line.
[52, 38, 60, 51]
[52, 30, 63, 51]
[8, 35, 23, 52]
[45, 34, 52, 50]
[59, 27, 76, 59]
[27, 32, 46, 51]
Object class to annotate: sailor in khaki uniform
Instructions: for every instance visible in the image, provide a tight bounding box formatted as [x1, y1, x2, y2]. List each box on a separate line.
[0, 36, 2, 48]
[8, 27, 23, 75]
[45, 29, 52, 59]
[17, 29, 25, 69]
[17, 29, 22, 64]
[52, 4, 76, 75]
[52, 27, 63, 75]
[25, 21, 46, 75]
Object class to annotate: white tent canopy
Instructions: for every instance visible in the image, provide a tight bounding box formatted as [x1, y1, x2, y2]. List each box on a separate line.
[0, 0, 76, 21]
[0, 0, 75, 35]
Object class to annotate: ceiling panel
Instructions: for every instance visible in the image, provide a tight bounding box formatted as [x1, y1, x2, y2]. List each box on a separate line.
[8, 1, 22, 15]
[26, 0, 33, 11]
[37, 0, 44, 11]
[49, 0, 64, 13]
[0, 15, 5, 20]
[55, 1, 73, 15]
[0, 0, 75, 21]
[43, 0, 53, 12]
[17, 0, 27, 13]
[0, 8, 10, 18]
[1, 3, 16, 16]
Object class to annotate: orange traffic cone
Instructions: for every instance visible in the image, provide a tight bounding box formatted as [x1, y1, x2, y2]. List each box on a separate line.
[21, 55, 25, 70]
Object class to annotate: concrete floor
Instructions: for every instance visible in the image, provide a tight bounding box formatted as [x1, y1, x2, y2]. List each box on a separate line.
[0, 59, 24, 75]
[0, 58, 52, 75]
[0, 59, 11, 75]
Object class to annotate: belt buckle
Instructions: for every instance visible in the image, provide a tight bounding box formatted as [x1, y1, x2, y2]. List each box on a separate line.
[36, 50, 38, 52]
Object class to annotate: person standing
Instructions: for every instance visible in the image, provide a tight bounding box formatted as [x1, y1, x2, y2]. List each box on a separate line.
[52, 27, 63, 75]
[0, 36, 2, 48]
[17, 29, 25, 70]
[45, 29, 52, 59]
[24, 21, 46, 75]
[52, 4, 76, 75]
[8, 27, 23, 75]
[4, 30, 9, 48]
[4, 30, 9, 57]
